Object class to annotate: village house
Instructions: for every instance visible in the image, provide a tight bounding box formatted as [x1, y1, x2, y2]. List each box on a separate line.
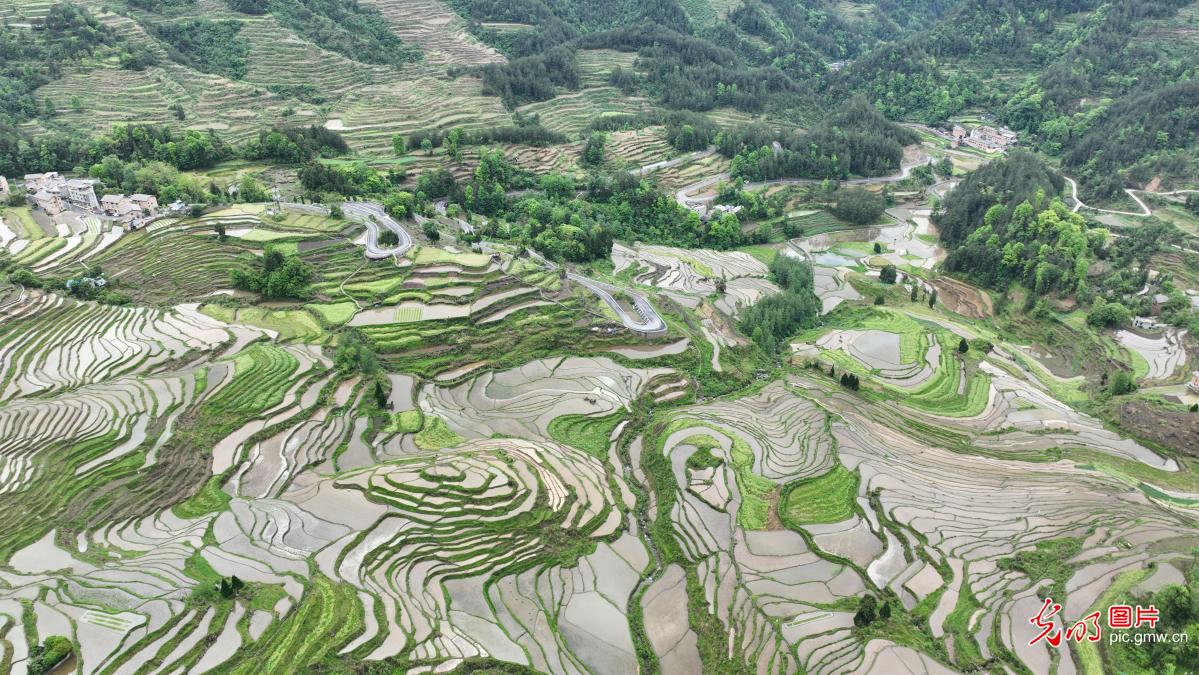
[32, 189, 65, 216]
[23, 171, 60, 193]
[1190, 371, 1199, 395]
[130, 194, 159, 213]
[951, 126, 966, 148]
[966, 125, 1018, 152]
[0, 176, 9, 201]
[99, 194, 125, 215]
[66, 179, 100, 210]
[23, 173, 101, 213]
[100, 193, 159, 223]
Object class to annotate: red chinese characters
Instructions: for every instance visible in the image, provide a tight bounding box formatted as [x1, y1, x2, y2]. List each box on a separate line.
[1108, 605, 1134, 629]
[1136, 605, 1160, 629]
[1032, 599, 1160, 648]
[1065, 611, 1102, 643]
[1029, 598, 1063, 647]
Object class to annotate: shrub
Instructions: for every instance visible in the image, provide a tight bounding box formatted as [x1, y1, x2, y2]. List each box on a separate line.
[1087, 300, 1132, 328]
[1109, 370, 1137, 395]
[334, 329, 378, 373]
[27, 636, 72, 675]
[853, 596, 877, 627]
[8, 267, 43, 288]
[879, 264, 897, 284]
[421, 221, 440, 242]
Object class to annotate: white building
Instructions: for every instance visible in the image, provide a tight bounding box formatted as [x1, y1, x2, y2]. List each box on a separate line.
[0, 176, 8, 201]
[1189, 371, 1199, 395]
[65, 179, 100, 210]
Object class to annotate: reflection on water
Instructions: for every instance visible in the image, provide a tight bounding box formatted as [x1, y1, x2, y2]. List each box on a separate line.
[811, 251, 855, 267]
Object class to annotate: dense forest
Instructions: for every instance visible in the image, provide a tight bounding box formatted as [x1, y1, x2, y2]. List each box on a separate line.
[727, 100, 918, 181]
[453, 0, 1199, 194]
[936, 151, 1065, 248]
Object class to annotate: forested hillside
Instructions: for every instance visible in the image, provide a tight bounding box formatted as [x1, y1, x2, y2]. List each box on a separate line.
[1, 0, 1198, 195]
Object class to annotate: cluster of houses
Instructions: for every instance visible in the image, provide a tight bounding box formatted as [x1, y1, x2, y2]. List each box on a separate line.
[19, 172, 159, 229]
[686, 202, 743, 221]
[951, 125, 1019, 152]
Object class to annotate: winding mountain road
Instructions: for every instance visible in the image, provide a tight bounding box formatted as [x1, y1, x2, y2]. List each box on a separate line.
[567, 273, 668, 336]
[523, 249, 667, 336]
[1065, 176, 1199, 218]
[342, 202, 413, 259]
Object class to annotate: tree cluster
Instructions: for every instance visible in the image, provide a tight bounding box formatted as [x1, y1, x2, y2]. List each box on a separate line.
[229, 246, 313, 299]
[149, 18, 251, 80]
[728, 100, 917, 182]
[739, 255, 822, 354]
[832, 188, 886, 226]
[270, 0, 421, 67]
[243, 125, 350, 163]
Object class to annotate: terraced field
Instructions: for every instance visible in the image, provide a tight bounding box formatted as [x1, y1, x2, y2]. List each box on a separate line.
[362, 0, 503, 66]
[517, 86, 658, 137]
[0, 10, 1197, 664]
[327, 74, 512, 155]
[30, 6, 309, 144]
[0, 246, 1195, 674]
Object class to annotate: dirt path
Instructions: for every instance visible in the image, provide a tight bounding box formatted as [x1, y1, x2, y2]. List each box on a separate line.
[1065, 176, 1199, 219]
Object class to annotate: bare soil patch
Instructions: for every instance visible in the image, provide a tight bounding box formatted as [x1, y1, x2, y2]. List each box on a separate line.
[1116, 401, 1199, 457]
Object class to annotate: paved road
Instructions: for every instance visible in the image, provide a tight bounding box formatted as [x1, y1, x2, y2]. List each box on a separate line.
[567, 273, 668, 336]
[342, 202, 413, 259]
[522, 249, 668, 335]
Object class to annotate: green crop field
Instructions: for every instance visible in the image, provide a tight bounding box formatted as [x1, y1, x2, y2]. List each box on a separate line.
[548, 411, 626, 458]
[782, 465, 859, 524]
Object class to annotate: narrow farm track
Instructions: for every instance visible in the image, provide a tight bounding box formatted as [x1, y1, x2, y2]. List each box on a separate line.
[1066, 175, 1199, 218]
[674, 147, 927, 209]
